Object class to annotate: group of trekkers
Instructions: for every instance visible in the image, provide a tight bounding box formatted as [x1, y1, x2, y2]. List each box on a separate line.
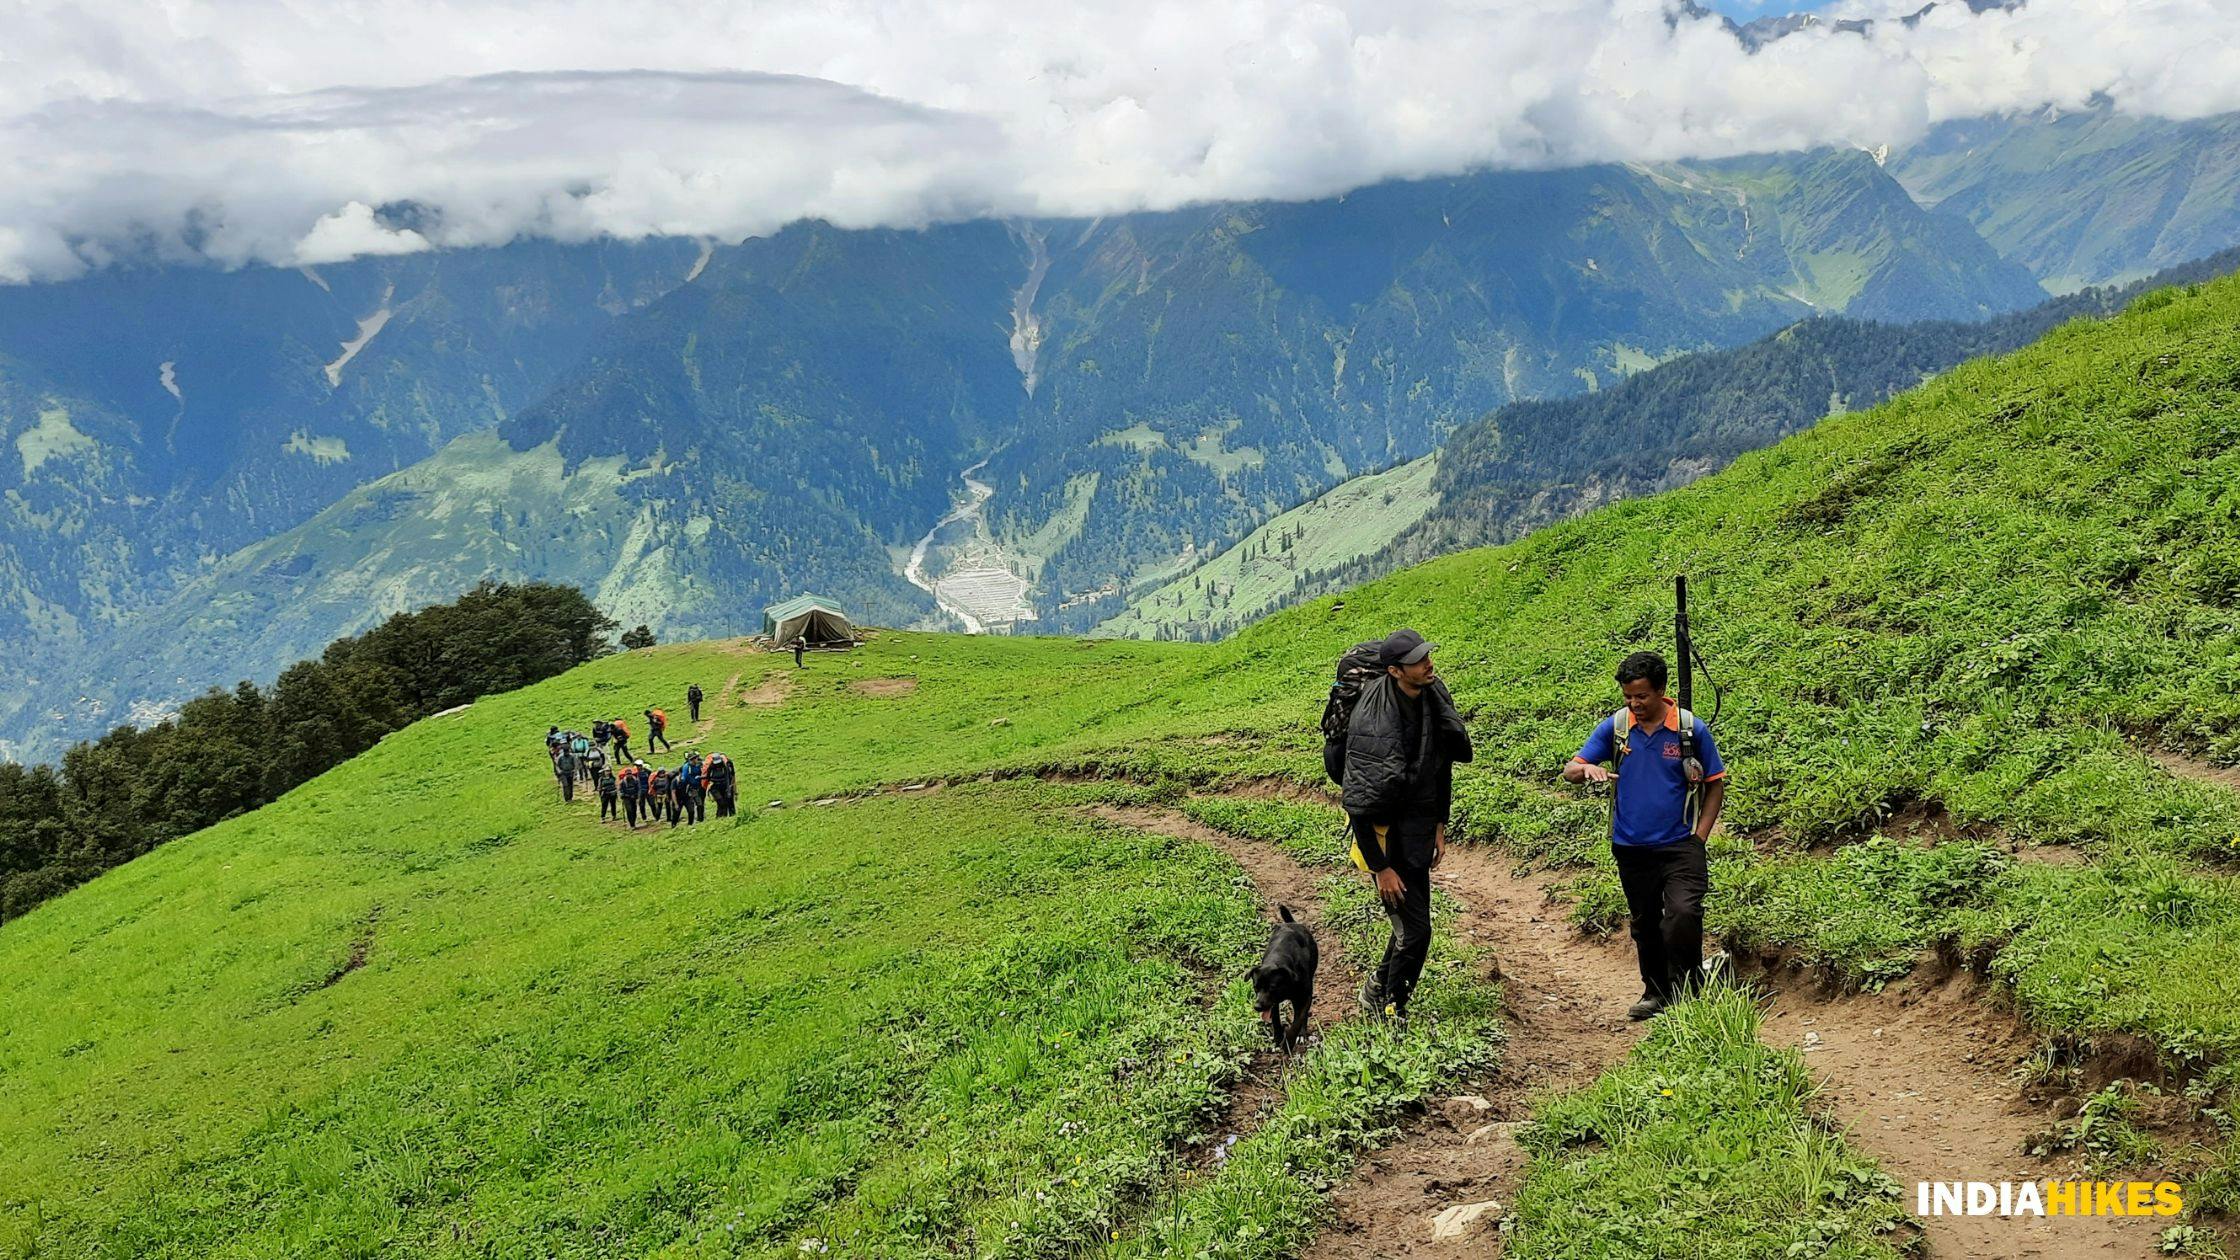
[1335, 630, 1722, 1025]
[543, 690, 739, 829]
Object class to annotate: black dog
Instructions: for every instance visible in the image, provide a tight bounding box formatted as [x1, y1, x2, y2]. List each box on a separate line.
[1248, 905, 1319, 1053]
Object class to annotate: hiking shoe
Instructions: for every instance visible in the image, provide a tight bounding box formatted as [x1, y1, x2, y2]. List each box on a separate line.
[1627, 992, 1667, 1021]
[1358, 977, 1387, 1017]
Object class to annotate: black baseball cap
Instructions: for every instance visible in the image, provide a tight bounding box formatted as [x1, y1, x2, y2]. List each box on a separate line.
[1379, 628, 1436, 667]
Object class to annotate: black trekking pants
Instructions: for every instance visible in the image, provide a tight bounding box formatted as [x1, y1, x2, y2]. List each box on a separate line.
[681, 789, 705, 824]
[557, 771, 575, 803]
[650, 727, 671, 752]
[601, 792, 618, 821]
[713, 784, 735, 817]
[1372, 861, 1434, 1015]
[623, 796, 641, 828]
[1612, 837, 1710, 1001]
[689, 699, 701, 721]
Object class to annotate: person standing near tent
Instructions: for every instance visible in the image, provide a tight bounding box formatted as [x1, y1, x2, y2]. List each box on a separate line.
[687, 683, 704, 722]
[645, 707, 672, 753]
[792, 636, 806, 668]
[1564, 650, 1727, 1021]
[1341, 629, 1474, 1023]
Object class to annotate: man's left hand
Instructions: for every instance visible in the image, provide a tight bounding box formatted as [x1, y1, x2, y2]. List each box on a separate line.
[1433, 826, 1446, 868]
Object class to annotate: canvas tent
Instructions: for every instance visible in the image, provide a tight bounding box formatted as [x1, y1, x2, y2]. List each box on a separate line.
[763, 594, 854, 647]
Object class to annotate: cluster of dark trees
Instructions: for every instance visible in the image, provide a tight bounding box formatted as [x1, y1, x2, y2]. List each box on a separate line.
[0, 582, 618, 923]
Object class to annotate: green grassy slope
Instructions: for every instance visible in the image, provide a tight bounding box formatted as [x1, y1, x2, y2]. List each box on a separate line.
[8, 267, 2240, 1253]
[0, 639, 1216, 1256]
[1146, 276, 2240, 1067]
[1059, 270, 2240, 1074]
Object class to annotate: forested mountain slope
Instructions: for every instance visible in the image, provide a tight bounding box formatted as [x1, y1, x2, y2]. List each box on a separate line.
[1107, 246, 2239, 639]
[3, 150, 2046, 758]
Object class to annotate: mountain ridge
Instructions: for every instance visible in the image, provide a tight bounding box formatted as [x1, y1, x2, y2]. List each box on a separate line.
[0, 148, 2046, 758]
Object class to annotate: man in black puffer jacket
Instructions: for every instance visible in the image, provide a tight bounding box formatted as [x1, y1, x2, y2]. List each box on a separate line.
[1342, 628, 1474, 1020]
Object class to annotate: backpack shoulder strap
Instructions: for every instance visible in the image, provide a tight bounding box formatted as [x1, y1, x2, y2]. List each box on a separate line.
[1612, 708, 1633, 765]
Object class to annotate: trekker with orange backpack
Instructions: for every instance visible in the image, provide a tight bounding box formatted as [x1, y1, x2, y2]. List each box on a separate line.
[610, 718, 632, 764]
[645, 707, 672, 753]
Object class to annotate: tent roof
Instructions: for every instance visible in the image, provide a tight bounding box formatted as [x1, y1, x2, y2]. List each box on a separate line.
[763, 593, 847, 621]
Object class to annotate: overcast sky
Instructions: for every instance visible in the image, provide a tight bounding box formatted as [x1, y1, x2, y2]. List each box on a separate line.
[1, 0, 2234, 281]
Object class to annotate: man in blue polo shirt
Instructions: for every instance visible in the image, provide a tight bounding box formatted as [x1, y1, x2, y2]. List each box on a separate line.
[1564, 650, 1727, 1020]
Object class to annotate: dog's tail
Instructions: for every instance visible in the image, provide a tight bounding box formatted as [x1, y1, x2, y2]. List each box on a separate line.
[1277, 904, 1295, 923]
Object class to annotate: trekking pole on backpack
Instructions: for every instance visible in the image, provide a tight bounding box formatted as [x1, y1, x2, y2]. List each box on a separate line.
[1676, 575, 1698, 777]
[1675, 573, 1702, 829]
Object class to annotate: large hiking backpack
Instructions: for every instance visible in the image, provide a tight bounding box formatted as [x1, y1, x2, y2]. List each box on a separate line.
[1319, 640, 1387, 784]
[569, 734, 590, 756]
[651, 769, 672, 795]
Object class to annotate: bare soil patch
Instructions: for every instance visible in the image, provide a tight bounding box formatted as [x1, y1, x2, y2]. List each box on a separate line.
[737, 673, 794, 707]
[1753, 965, 2175, 1258]
[848, 677, 919, 698]
[2150, 749, 2240, 794]
[1307, 848, 1649, 1258]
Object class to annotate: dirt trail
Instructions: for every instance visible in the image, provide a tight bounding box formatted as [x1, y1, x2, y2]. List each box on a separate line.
[1109, 792, 2173, 1257]
[678, 672, 742, 746]
[2150, 748, 2240, 794]
[1088, 802, 1352, 1080]
[1092, 797, 1646, 1253]
[1308, 845, 1653, 1257]
[737, 672, 794, 708]
[1757, 969, 2170, 1259]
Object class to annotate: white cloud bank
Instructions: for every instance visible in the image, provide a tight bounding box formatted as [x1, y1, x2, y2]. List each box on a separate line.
[1, 0, 2235, 280]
